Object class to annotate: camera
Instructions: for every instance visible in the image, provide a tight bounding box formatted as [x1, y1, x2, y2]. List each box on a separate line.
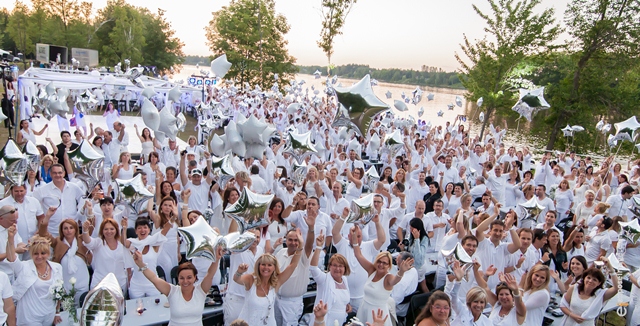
[401, 239, 410, 247]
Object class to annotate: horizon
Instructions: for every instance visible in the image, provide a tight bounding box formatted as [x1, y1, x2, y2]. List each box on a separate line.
[3, 0, 571, 71]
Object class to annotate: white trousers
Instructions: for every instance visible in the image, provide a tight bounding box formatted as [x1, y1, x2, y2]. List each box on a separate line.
[223, 293, 245, 326]
[274, 295, 303, 326]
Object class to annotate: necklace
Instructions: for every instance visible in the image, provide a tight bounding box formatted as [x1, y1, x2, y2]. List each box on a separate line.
[260, 282, 272, 325]
[37, 264, 50, 279]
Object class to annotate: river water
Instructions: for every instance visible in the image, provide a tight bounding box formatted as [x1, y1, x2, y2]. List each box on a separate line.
[173, 64, 619, 161]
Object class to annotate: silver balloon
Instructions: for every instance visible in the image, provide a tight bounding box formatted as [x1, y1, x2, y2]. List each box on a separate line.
[382, 130, 403, 158]
[224, 188, 274, 234]
[283, 131, 318, 164]
[619, 218, 640, 245]
[22, 141, 41, 172]
[220, 231, 257, 253]
[176, 112, 187, 133]
[210, 155, 235, 189]
[0, 140, 29, 186]
[291, 161, 308, 187]
[178, 216, 224, 262]
[455, 96, 463, 107]
[613, 116, 640, 142]
[441, 242, 474, 281]
[80, 273, 124, 325]
[518, 196, 545, 223]
[67, 140, 105, 192]
[345, 193, 379, 225]
[607, 253, 630, 278]
[365, 166, 379, 193]
[115, 174, 154, 215]
[332, 74, 389, 137]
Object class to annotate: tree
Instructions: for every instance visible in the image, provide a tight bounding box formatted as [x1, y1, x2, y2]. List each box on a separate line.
[455, 0, 560, 139]
[317, 0, 357, 75]
[205, 0, 297, 88]
[139, 8, 185, 74]
[7, 1, 32, 59]
[542, 0, 640, 149]
[93, 0, 145, 66]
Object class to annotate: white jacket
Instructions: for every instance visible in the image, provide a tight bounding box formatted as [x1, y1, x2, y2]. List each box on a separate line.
[10, 259, 63, 301]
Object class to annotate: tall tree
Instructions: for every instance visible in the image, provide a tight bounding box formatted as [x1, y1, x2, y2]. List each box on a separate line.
[46, 0, 81, 47]
[543, 0, 640, 149]
[317, 0, 357, 75]
[205, 0, 297, 88]
[455, 0, 560, 139]
[94, 0, 145, 66]
[139, 8, 185, 74]
[7, 1, 32, 59]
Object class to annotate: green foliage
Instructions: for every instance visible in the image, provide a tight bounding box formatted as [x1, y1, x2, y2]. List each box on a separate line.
[205, 0, 297, 88]
[297, 64, 463, 89]
[0, 0, 184, 72]
[455, 0, 561, 139]
[317, 0, 356, 72]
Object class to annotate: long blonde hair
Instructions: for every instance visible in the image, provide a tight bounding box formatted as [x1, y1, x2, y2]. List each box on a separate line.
[373, 251, 393, 272]
[253, 254, 280, 289]
[523, 264, 550, 292]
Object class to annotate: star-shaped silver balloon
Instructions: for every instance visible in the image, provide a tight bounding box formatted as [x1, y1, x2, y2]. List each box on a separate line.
[455, 96, 463, 107]
[224, 120, 246, 157]
[313, 70, 321, 79]
[365, 166, 380, 193]
[178, 216, 224, 262]
[511, 87, 550, 122]
[385, 91, 392, 99]
[158, 102, 179, 140]
[283, 131, 318, 164]
[602, 123, 611, 134]
[477, 97, 484, 107]
[427, 93, 435, 101]
[22, 140, 41, 172]
[141, 86, 156, 99]
[168, 85, 182, 103]
[437, 110, 444, 117]
[115, 174, 154, 215]
[67, 140, 105, 192]
[220, 231, 257, 253]
[291, 161, 308, 187]
[479, 112, 485, 122]
[141, 98, 160, 130]
[176, 112, 187, 133]
[441, 243, 474, 281]
[607, 253, 630, 278]
[596, 120, 605, 131]
[333, 74, 389, 137]
[394, 100, 408, 112]
[613, 116, 640, 142]
[238, 114, 268, 145]
[210, 54, 232, 78]
[519, 196, 545, 223]
[224, 188, 274, 234]
[345, 193, 379, 225]
[607, 134, 618, 148]
[418, 107, 424, 117]
[562, 125, 574, 137]
[210, 155, 235, 189]
[619, 218, 640, 245]
[0, 140, 29, 186]
[383, 129, 403, 158]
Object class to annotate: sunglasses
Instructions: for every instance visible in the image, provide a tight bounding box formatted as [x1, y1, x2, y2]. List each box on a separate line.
[0, 208, 17, 217]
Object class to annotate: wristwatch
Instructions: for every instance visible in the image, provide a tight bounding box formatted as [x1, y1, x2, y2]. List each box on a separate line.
[139, 264, 148, 272]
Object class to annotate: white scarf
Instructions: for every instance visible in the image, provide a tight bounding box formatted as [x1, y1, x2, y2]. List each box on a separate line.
[560, 285, 606, 321]
[63, 238, 78, 274]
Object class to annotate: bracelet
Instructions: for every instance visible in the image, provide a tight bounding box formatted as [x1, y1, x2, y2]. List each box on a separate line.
[314, 319, 325, 324]
[315, 246, 324, 250]
[351, 243, 359, 247]
[513, 294, 521, 299]
[234, 271, 243, 278]
[55, 313, 61, 317]
[139, 265, 148, 272]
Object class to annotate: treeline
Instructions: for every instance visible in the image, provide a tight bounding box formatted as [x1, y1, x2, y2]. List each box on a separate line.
[297, 64, 464, 89]
[183, 55, 211, 66]
[0, 0, 184, 74]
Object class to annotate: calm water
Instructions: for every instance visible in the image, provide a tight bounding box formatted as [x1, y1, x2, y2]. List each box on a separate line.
[174, 65, 623, 161]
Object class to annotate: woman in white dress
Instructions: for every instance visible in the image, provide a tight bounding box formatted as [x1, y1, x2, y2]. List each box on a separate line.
[134, 124, 159, 164]
[122, 217, 171, 299]
[38, 212, 91, 304]
[554, 179, 574, 221]
[471, 263, 525, 326]
[520, 264, 551, 326]
[111, 152, 137, 180]
[141, 152, 166, 187]
[6, 231, 63, 326]
[16, 119, 47, 146]
[574, 190, 596, 227]
[443, 262, 494, 326]
[81, 218, 128, 293]
[344, 167, 364, 202]
[302, 166, 320, 198]
[352, 247, 413, 326]
[103, 102, 119, 130]
[560, 261, 618, 326]
[309, 232, 351, 325]
[563, 228, 586, 263]
[233, 250, 302, 326]
[148, 196, 180, 283]
[133, 246, 223, 326]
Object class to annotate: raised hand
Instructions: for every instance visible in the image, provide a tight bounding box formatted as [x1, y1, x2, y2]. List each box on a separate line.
[399, 257, 415, 273]
[366, 309, 389, 326]
[485, 264, 497, 277]
[237, 263, 249, 274]
[315, 231, 325, 247]
[313, 300, 328, 320]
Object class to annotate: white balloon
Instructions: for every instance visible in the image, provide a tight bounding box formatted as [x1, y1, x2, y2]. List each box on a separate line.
[168, 85, 182, 103]
[393, 100, 408, 112]
[45, 82, 56, 96]
[141, 86, 156, 99]
[224, 121, 246, 157]
[210, 134, 226, 157]
[210, 54, 232, 78]
[141, 98, 160, 130]
[369, 133, 381, 152]
[158, 102, 178, 140]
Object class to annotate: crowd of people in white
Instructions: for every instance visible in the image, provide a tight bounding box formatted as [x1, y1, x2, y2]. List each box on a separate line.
[2, 84, 640, 326]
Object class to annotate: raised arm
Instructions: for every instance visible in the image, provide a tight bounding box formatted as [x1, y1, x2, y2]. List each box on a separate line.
[331, 207, 349, 245]
[346, 169, 362, 188]
[133, 124, 144, 142]
[133, 251, 171, 295]
[475, 205, 500, 242]
[351, 227, 375, 275]
[371, 215, 386, 251]
[311, 232, 325, 267]
[505, 213, 521, 254]
[602, 257, 619, 301]
[200, 247, 224, 292]
[277, 231, 304, 287]
[179, 153, 188, 186]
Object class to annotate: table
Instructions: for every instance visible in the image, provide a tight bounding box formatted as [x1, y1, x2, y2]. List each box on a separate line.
[63, 290, 318, 325]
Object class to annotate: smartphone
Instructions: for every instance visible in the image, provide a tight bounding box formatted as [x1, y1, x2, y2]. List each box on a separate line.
[277, 168, 283, 175]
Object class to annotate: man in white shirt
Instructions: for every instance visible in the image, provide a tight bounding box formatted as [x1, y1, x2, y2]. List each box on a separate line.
[274, 216, 316, 325]
[33, 164, 84, 236]
[249, 165, 268, 194]
[482, 163, 507, 205]
[469, 144, 487, 171]
[406, 171, 430, 210]
[0, 185, 43, 259]
[180, 153, 213, 213]
[319, 181, 349, 222]
[347, 149, 364, 171]
[0, 206, 28, 282]
[282, 197, 332, 245]
[274, 178, 296, 207]
[390, 252, 419, 319]
[101, 131, 121, 168]
[606, 185, 635, 219]
[535, 185, 556, 223]
[423, 200, 450, 253]
[474, 211, 521, 289]
[438, 155, 461, 186]
[160, 139, 180, 169]
[0, 270, 14, 326]
[505, 228, 539, 283]
[112, 121, 129, 152]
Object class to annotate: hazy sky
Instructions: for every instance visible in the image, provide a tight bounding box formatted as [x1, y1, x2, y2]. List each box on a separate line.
[6, 0, 571, 71]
